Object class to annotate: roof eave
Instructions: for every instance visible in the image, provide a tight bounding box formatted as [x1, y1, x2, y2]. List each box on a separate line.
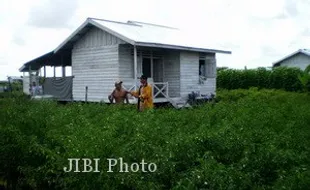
[19, 51, 54, 72]
[19, 65, 26, 72]
[135, 42, 231, 54]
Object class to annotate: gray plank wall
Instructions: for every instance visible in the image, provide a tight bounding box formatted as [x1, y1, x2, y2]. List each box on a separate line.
[164, 50, 180, 97]
[179, 51, 200, 98]
[279, 53, 310, 71]
[118, 45, 135, 87]
[198, 54, 217, 95]
[180, 51, 217, 98]
[72, 27, 126, 102]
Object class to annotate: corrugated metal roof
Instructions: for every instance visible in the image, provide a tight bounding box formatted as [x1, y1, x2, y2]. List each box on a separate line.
[272, 49, 310, 66]
[302, 49, 310, 56]
[21, 18, 232, 72]
[55, 18, 231, 54]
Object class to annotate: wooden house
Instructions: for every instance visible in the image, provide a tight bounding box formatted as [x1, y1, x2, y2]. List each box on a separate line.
[19, 18, 231, 107]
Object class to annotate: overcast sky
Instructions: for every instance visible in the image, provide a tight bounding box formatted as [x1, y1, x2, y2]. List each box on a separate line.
[1, 0, 309, 80]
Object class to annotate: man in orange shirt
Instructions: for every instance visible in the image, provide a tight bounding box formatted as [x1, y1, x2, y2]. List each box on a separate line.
[130, 75, 153, 111]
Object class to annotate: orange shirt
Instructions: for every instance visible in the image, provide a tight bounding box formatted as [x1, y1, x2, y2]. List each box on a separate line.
[131, 84, 153, 111]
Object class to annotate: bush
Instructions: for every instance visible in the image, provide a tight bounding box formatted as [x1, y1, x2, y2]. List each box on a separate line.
[217, 67, 303, 91]
[1, 89, 310, 189]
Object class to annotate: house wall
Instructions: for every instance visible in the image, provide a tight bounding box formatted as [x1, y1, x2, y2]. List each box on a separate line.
[180, 51, 217, 98]
[180, 51, 200, 98]
[198, 54, 217, 95]
[278, 53, 310, 71]
[72, 27, 125, 102]
[117, 45, 217, 99]
[164, 50, 180, 97]
[74, 27, 125, 48]
[118, 45, 135, 88]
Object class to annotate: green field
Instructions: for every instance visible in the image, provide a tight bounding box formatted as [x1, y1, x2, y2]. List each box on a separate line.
[1, 89, 310, 189]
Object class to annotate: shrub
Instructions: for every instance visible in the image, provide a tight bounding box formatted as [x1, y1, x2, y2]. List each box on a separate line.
[1, 89, 310, 189]
[297, 65, 310, 92]
[217, 67, 303, 91]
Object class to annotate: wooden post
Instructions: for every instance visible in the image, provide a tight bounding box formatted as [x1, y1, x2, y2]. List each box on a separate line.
[53, 66, 56, 77]
[152, 85, 154, 99]
[61, 54, 66, 77]
[62, 66, 66, 77]
[29, 65, 32, 95]
[151, 50, 153, 78]
[85, 86, 88, 102]
[44, 65, 46, 77]
[166, 82, 169, 97]
[134, 45, 137, 91]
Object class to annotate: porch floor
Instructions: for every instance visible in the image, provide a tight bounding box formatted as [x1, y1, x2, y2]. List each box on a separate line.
[153, 97, 169, 103]
[128, 97, 170, 104]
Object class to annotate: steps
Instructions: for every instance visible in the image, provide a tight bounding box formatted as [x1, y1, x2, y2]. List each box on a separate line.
[168, 97, 192, 109]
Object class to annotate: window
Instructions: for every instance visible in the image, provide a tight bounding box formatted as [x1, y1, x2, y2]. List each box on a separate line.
[199, 59, 206, 77]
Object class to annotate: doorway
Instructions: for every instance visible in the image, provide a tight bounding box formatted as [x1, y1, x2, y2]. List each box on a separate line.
[141, 57, 164, 82]
[142, 58, 152, 78]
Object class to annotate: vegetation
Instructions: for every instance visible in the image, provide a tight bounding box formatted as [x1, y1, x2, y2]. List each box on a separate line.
[1, 89, 310, 189]
[0, 78, 23, 93]
[297, 65, 310, 93]
[217, 67, 308, 92]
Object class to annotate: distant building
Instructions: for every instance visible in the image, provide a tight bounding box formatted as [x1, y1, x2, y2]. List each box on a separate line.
[272, 49, 310, 71]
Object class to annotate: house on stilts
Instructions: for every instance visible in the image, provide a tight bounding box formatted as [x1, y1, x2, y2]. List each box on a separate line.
[19, 18, 231, 108]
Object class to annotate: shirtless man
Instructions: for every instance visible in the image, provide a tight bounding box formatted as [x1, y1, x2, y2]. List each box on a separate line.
[108, 80, 129, 104]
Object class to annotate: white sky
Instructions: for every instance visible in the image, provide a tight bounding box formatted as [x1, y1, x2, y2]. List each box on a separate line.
[1, 0, 309, 80]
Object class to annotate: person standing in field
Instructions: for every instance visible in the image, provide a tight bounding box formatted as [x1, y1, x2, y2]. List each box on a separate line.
[130, 75, 153, 111]
[108, 80, 129, 104]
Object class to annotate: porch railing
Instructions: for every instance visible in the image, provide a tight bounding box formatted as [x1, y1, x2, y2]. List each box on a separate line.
[152, 82, 169, 99]
[123, 82, 169, 100]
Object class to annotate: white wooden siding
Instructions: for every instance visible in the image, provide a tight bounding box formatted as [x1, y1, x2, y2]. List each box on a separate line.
[74, 27, 125, 49]
[164, 50, 180, 97]
[118, 45, 135, 86]
[72, 26, 126, 102]
[198, 78, 216, 95]
[180, 51, 217, 98]
[199, 54, 216, 95]
[180, 51, 200, 98]
[279, 53, 310, 71]
[72, 45, 119, 102]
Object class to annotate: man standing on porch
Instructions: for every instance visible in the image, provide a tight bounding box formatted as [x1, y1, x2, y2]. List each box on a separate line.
[130, 75, 153, 111]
